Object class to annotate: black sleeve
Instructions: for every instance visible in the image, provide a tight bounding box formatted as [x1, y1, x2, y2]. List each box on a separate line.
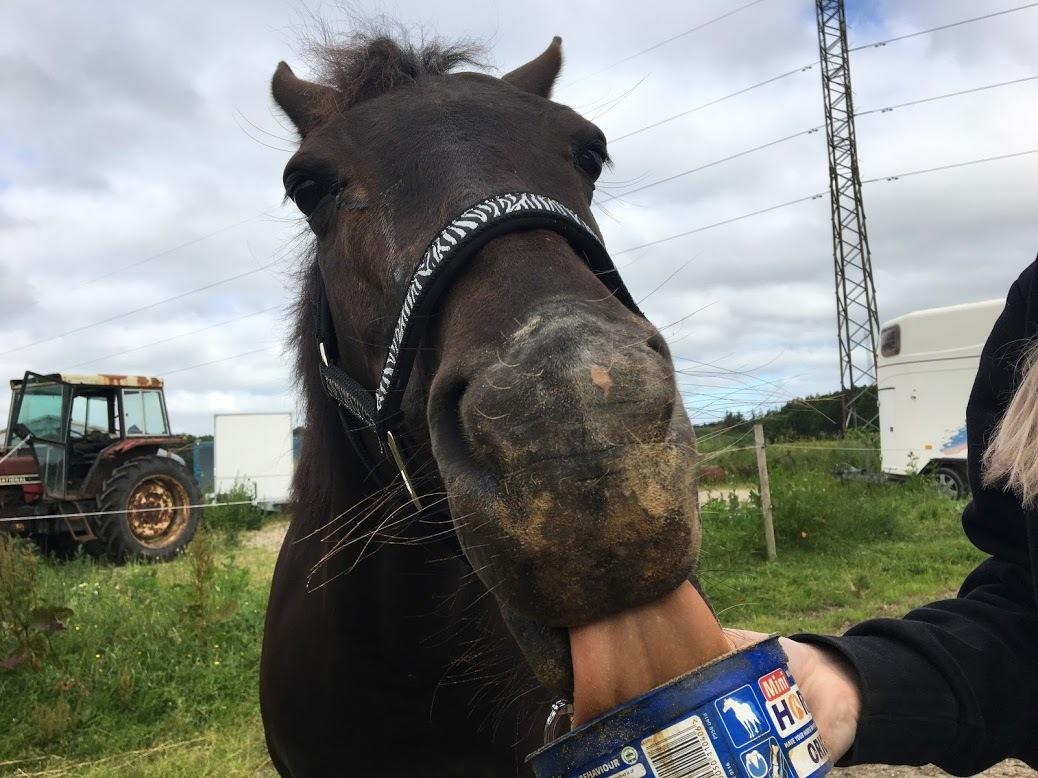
[796, 260, 1038, 774]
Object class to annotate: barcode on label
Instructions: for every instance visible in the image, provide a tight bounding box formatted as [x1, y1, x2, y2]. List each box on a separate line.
[641, 715, 724, 778]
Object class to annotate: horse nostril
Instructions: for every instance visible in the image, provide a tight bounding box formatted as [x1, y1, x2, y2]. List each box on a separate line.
[645, 331, 670, 360]
[428, 379, 472, 468]
[447, 380, 470, 433]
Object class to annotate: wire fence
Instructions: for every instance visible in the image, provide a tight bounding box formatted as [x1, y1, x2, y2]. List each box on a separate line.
[0, 500, 256, 525]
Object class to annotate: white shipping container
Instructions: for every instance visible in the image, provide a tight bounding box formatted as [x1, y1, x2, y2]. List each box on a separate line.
[213, 413, 293, 506]
[877, 299, 1004, 498]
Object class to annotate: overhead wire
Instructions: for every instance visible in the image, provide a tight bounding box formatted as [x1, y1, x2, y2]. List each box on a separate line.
[600, 73, 1038, 204]
[8, 2, 1038, 401]
[0, 257, 286, 358]
[66, 305, 283, 369]
[72, 210, 275, 290]
[164, 345, 278, 376]
[608, 2, 1038, 144]
[563, 0, 773, 87]
[847, 2, 1038, 52]
[614, 147, 1038, 258]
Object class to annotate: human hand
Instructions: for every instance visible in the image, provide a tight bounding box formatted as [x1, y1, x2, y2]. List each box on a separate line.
[724, 629, 861, 763]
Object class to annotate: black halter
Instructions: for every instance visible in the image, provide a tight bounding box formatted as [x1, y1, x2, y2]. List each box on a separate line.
[315, 191, 642, 512]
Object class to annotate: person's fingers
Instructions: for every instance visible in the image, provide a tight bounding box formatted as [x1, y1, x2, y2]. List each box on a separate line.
[721, 627, 768, 649]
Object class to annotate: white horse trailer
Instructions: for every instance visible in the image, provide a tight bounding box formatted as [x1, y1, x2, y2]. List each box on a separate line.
[213, 412, 294, 508]
[877, 299, 1004, 498]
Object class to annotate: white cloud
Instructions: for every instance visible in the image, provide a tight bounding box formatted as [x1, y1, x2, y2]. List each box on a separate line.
[1, 0, 1036, 432]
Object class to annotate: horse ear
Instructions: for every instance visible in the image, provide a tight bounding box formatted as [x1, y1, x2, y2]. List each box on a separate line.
[503, 36, 563, 98]
[272, 61, 340, 137]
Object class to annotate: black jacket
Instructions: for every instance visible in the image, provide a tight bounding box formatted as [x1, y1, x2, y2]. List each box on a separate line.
[801, 260, 1038, 774]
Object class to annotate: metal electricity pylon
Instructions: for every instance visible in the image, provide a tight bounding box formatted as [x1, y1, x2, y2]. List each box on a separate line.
[816, 0, 880, 433]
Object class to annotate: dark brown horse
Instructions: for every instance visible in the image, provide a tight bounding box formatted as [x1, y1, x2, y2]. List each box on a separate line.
[260, 30, 704, 776]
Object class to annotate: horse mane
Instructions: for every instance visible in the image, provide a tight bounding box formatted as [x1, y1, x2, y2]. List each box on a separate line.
[310, 26, 486, 109]
[290, 251, 346, 528]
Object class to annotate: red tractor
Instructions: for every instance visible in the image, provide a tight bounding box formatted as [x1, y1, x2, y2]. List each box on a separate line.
[0, 372, 200, 559]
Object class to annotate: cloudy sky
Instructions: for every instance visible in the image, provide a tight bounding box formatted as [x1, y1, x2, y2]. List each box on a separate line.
[2, 0, 1036, 434]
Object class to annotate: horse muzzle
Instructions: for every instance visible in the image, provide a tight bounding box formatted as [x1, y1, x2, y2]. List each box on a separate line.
[431, 299, 701, 628]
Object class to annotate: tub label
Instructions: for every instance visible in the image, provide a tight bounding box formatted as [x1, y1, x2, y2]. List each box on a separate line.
[641, 715, 725, 778]
[788, 730, 830, 777]
[758, 670, 811, 738]
[542, 640, 832, 778]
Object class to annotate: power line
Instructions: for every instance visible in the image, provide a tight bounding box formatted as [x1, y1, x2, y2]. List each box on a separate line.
[615, 192, 826, 257]
[165, 345, 277, 376]
[564, 0, 772, 87]
[848, 2, 1038, 52]
[611, 62, 816, 143]
[0, 258, 284, 358]
[73, 210, 272, 290]
[602, 74, 1038, 203]
[861, 147, 1038, 185]
[614, 147, 1038, 257]
[601, 127, 823, 202]
[855, 73, 1038, 117]
[66, 305, 282, 369]
[609, 2, 1038, 145]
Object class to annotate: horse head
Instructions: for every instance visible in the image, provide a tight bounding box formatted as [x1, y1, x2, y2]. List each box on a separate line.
[272, 31, 701, 703]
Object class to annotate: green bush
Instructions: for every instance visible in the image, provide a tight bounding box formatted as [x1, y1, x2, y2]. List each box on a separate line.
[203, 481, 264, 537]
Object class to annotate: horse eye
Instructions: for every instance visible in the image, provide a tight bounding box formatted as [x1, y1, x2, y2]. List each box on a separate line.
[576, 147, 606, 181]
[289, 179, 330, 217]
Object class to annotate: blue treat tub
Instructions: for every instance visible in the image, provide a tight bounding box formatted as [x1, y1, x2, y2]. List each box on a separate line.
[527, 636, 832, 778]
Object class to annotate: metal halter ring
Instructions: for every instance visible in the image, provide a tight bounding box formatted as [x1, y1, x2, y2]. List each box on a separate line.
[544, 699, 574, 745]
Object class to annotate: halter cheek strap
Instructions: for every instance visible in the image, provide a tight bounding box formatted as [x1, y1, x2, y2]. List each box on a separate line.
[316, 192, 641, 514]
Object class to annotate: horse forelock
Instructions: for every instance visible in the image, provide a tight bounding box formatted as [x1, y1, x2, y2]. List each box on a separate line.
[308, 24, 486, 112]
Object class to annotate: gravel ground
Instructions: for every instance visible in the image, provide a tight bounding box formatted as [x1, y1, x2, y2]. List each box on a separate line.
[835, 760, 1036, 776]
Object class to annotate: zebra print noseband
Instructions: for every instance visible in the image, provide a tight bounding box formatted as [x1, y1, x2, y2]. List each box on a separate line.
[315, 192, 642, 504]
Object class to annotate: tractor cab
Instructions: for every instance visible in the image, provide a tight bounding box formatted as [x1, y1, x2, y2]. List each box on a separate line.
[5, 372, 175, 499]
[2, 372, 200, 559]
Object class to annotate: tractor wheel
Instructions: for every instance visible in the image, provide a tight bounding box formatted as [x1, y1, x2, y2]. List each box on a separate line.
[95, 456, 201, 561]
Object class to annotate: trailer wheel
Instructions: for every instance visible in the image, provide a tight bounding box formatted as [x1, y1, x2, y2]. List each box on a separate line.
[95, 456, 201, 561]
[934, 464, 969, 500]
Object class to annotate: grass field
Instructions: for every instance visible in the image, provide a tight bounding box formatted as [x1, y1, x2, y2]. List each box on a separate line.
[0, 442, 984, 776]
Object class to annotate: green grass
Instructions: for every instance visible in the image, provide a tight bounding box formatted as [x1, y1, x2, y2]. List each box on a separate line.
[0, 527, 281, 776]
[696, 427, 882, 486]
[0, 451, 985, 775]
[700, 472, 983, 634]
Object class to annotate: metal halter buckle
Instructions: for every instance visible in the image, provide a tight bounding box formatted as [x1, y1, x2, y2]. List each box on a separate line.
[385, 431, 423, 512]
[544, 699, 574, 745]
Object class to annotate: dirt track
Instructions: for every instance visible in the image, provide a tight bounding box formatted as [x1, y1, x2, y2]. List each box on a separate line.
[835, 760, 1035, 776]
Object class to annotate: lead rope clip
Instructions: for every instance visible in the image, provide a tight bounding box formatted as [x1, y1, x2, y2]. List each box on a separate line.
[544, 699, 574, 746]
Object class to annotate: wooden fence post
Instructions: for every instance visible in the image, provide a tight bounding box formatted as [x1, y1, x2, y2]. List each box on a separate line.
[754, 424, 778, 561]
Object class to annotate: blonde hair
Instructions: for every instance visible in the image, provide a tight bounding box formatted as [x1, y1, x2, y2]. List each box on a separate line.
[983, 341, 1038, 506]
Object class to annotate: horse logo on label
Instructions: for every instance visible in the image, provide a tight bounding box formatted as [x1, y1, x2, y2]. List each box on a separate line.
[715, 686, 769, 747]
[740, 739, 790, 778]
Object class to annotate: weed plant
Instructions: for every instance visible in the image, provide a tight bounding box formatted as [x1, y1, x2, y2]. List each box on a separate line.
[0, 531, 265, 768]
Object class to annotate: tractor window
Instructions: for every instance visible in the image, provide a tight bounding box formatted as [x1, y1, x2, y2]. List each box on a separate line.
[15, 379, 66, 442]
[123, 389, 169, 436]
[70, 394, 114, 438]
